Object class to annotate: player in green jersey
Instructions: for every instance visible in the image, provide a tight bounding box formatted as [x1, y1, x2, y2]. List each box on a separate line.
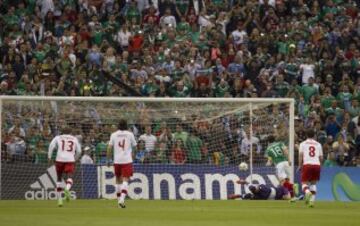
[266, 135, 298, 197]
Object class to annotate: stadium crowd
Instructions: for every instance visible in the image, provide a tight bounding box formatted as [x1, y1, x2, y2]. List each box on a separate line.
[0, 0, 360, 167]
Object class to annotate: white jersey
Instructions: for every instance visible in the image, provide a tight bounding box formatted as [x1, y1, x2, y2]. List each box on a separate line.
[48, 134, 81, 162]
[109, 130, 137, 164]
[299, 138, 323, 166]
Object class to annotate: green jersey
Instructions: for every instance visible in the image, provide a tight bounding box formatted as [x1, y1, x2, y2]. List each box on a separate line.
[266, 142, 287, 165]
[186, 135, 203, 161]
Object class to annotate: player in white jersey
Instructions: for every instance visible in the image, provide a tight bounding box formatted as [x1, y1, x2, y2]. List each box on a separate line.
[298, 129, 323, 207]
[107, 119, 137, 208]
[48, 127, 81, 207]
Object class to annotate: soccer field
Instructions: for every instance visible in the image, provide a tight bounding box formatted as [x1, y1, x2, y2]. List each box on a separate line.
[0, 200, 359, 226]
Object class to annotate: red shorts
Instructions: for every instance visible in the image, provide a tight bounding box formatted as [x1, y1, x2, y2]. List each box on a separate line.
[114, 163, 133, 178]
[301, 165, 321, 182]
[55, 161, 75, 176]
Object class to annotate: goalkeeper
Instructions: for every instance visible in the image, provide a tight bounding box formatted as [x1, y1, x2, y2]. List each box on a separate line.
[265, 135, 298, 197]
[228, 180, 291, 200]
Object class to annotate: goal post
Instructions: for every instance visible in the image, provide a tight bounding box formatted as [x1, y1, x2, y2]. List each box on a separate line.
[0, 96, 295, 200]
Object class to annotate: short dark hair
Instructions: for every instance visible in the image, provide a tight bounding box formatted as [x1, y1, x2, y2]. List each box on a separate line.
[306, 128, 315, 138]
[268, 135, 275, 143]
[118, 119, 128, 130]
[61, 126, 71, 134]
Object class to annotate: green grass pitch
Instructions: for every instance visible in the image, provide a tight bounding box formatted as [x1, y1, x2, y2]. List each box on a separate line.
[0, 200, 359, 226]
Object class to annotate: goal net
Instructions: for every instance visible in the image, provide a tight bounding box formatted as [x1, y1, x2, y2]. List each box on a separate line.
[0, 96, 294, 200]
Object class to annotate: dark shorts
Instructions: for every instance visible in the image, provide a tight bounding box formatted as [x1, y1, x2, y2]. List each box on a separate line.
[114, 163, 133, 178]
[301, 165, 321, 182]
[55, 161, 75, 176]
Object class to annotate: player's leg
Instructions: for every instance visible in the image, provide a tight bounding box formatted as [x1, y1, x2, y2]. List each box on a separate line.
[55, 162, 64, 207]
[116, 176, 124, 207]
[118, 163, 133, 208]
[63, 163, 75, 202]
[308, 165, 320, 207]
[308, 181, 317, 208]
[114, 164, 123, 206]
[277, 162, 295, 197]
[301, 165, 312, 205]
[119, 177, 129, 208]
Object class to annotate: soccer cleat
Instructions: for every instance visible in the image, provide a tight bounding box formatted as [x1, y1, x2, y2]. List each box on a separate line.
[58, 198, 63, 207]
[309, 201, 314, 208]
[293, 183, 299, 197]
[64, 189, 71, 202]
[118, 202, 126, 209]
[289, 197, 297, 203]
[304, 192, 312, 205]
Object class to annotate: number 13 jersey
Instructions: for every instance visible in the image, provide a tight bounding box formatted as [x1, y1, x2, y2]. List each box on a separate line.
[48, 135, 82, 162]
[299, 138, 323, 166]
[109, 130, 137, 164]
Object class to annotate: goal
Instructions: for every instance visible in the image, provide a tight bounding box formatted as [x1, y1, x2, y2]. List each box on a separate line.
[0, 96, 295, 200]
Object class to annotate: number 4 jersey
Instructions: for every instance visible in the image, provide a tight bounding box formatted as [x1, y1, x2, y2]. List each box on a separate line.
[48, 135, 82, 162]
[299, 138, 323, 166]
[109, 130, 137, 164]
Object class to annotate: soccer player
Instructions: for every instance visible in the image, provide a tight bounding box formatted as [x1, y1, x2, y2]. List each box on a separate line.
[298, 129, 323, 207]
[265, 135, 298, 197]
[107, 119, 137, 208]
[48, 127, 81, 207]
[228, 180, 291, 200]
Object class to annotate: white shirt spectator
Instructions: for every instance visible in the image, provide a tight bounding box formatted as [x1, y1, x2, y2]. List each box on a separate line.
[160, 15, 177, 28]
[81, 154, 94, 164]
[231, 29, 247, 45]
[198, 15, 213, 30]
[300, 64, 315, 84]
[185, 62, 202, 80]
[38, 0, 55, 19]
[155, 74, 171, 83]
[259, 0, 276, 7]
[240, 136, 261, 156]
[116, 30, 132, 47]
[139, 133, 157, 152]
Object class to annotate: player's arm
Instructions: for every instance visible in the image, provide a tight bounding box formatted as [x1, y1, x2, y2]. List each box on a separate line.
[298, 144, 303, 170]
[106, 134, 114, 165]
[283, 145, 291, 166]
[131, 133, 137, 149]
[319, 144, 324, 164]
[75, 139, 82, 161]
[48, 137, 57, 163]
[106, 144, 113, 164]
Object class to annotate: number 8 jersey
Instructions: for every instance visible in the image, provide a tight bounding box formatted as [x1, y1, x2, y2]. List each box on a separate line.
[109, 130, 137, 164]
[48, 135, 82, 162]
[299, 138, 323, 166]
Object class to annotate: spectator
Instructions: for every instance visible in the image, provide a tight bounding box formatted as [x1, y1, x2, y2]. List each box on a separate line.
[139, 125, 157, 153]
[185, 130, 203, 164]
[172, 124, 188, 144]
[170, 139, 186, 164]
[134, 140, 148, 163]
[323, 151, 338, 167]
[81, 147, 94, 164]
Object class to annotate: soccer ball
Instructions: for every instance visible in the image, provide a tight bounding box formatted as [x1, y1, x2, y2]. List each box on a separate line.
[238, 162, 248, 171]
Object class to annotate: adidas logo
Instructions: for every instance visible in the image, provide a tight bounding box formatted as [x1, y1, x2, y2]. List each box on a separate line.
[24, 166, 77, 200]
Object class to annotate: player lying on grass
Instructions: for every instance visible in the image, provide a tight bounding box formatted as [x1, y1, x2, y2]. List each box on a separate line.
[265, 135, 298, 197]
[48, 127, 81, 207]
[228, 179, 291, 200]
